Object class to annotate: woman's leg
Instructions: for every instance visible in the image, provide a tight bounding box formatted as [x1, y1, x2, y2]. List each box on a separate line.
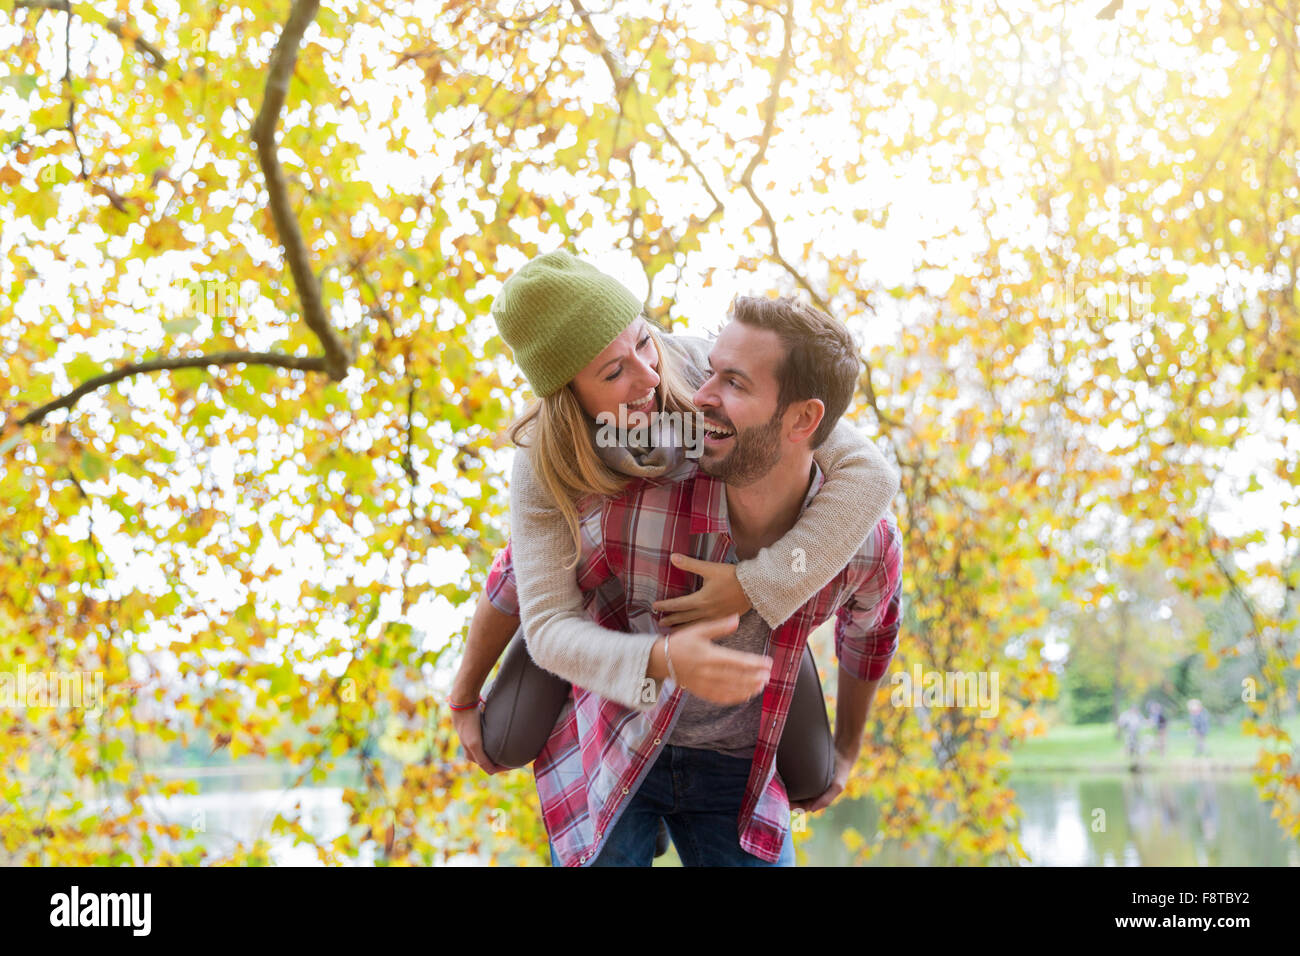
[481, 628, 571, 768]
[776, 642, 835, 803]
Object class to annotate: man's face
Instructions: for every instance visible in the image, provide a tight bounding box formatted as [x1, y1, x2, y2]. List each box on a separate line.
[692, 321, 787, 486]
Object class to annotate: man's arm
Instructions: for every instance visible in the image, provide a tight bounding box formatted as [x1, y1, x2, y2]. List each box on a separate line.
[790, 585, 899, 812]
[792, 515, 903, 813]
[788, 665, 885, 812]
[449, 591, 520, 707]
[833, 667, 885, 761]
[448, 550, 522, 775]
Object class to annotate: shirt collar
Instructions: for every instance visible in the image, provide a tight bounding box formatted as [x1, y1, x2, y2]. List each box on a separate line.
[689, 460, 825, 537]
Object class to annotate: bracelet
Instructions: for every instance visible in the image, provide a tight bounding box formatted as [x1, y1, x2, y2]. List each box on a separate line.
[448, 696, 483, 711]
[663, 636, 679, 686]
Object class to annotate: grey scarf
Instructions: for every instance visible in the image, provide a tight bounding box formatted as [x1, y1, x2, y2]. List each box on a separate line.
[589, 410, 687, 478]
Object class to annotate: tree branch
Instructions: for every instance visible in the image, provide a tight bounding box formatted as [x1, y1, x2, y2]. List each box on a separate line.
[14, 0, 168, 70]
[348, 252, 399, 338]
[660, 123, 725, 227]
[736, 0, 830, 312]
[401, 349, 419, 487]
[571, 0, 726, 276]
[66, 467, 108, 583]
[15, 351, 329, 427]
[103, 18, 167, 69]
[571, 0, 631, 96]
[250, 0, 351, 381]
[54, 0, 89, 179]
[859, 355, 904, 431]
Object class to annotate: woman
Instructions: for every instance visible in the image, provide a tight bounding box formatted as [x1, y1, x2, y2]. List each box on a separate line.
[448, 251, 898, 862]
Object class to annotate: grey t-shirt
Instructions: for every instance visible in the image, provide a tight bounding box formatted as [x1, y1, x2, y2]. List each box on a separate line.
[667, 608, 771, 759]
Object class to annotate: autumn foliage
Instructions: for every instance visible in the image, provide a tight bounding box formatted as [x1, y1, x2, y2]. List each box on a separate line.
[1, 0, 1296, 864]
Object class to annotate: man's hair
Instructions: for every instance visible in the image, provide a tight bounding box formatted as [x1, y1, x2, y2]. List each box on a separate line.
[729, 295, 860, 448]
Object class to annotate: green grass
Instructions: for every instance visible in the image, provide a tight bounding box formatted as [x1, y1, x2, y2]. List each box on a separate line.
[1008, 713, 1300, 771]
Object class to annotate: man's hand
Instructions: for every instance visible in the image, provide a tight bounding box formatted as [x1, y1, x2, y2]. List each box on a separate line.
[451, 705, 510, 776]
[652, 553, 754, 628]
[449, 592, 518, 775]
[789, 750, 855, 814]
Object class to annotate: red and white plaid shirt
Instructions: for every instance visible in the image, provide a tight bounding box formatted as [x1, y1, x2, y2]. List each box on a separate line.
[485, 458, 903, 866]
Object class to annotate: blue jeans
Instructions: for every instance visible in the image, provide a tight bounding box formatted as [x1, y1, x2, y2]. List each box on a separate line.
[549, 744, 795, 867]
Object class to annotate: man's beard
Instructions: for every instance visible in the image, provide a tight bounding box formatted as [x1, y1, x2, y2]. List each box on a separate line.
[700, 409, 784, 486]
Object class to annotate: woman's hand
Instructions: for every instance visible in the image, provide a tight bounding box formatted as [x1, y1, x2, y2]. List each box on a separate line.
[649, 614, 772, 706]
[652, 553, 753, 628]
[451, 704, 510, 776]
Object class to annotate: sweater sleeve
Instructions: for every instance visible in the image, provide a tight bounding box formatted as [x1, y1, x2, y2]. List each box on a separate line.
[734, 419, 900, 628]
[508, 446, 660, 712]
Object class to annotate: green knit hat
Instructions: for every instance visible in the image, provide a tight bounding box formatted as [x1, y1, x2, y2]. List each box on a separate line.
[491, 251, 644, 397]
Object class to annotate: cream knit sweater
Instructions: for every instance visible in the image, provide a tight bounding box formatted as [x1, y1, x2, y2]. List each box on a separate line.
[508, 332, 900, 711]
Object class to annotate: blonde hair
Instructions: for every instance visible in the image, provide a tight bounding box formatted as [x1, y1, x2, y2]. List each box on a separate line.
[508, 324, 699, 569]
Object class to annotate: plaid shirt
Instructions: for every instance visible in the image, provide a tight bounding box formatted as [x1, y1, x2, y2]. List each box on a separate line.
[485, 457, 903, 867]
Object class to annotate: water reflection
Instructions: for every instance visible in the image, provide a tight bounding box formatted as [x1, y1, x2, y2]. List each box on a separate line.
[75, 767, 369, 865]
[797, 772, 1299, 866]
[105, 768, 1300, 866]
[1019, 772, 1297, 867]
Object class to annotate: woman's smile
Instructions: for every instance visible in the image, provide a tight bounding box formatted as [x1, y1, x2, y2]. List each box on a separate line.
[623, 390, 657, 414]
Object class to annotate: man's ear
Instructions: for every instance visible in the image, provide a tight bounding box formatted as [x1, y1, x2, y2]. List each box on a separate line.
[785, 398, 825, 444]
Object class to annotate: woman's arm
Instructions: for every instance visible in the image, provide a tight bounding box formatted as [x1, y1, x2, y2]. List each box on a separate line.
[736, 419, 899, 628]
[508, 447, 661, 711]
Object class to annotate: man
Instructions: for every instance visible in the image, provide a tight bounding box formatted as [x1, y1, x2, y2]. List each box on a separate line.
[478, 295, 903, 866]
[1119, 705, 1144, 762]
[1188, 699, 1209, 756]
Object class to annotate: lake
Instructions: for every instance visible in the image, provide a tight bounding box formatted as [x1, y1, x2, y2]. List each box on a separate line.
[790, 770, 1300, 866]
[122, 766, 1300, 865]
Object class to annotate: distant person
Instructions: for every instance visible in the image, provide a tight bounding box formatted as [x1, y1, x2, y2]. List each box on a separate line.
[1188, 699, 1209, 756]
[1118, 705, 1144, 762]
[1148, 701, 1167, 757]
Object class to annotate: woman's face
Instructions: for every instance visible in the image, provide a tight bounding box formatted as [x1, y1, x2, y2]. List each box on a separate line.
[568, 318, 661, 421]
